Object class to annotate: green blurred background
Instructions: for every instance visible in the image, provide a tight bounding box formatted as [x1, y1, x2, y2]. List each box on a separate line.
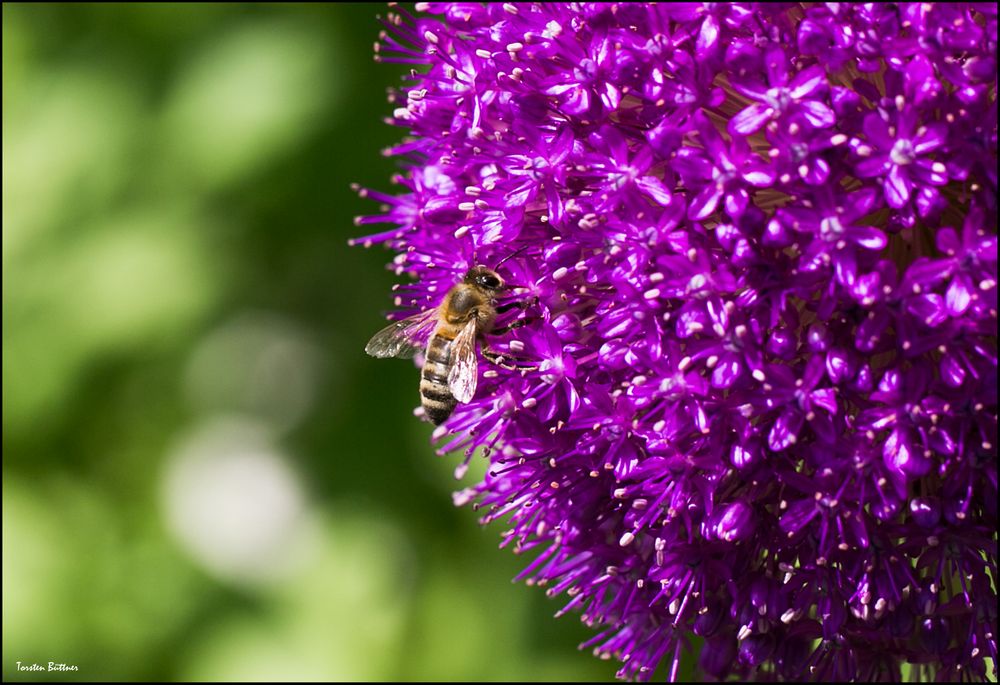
[2, 3, 612, 681]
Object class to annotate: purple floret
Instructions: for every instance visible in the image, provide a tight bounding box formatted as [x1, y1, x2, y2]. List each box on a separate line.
[354, 2, 998, 681]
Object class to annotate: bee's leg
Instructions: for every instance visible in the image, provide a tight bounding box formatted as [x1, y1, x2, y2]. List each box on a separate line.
[482, 343, 539, 372]
[487, 296, 538, 369]
[495, 301, 520, 314]
[495, 301, 524, 315]
[491, 317, 536, 335]
[482, 348, 517, 369]
[495, 295, 538, 315]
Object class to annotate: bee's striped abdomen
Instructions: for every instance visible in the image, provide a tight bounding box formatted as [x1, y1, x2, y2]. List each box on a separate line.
[421, 333, 457, 425]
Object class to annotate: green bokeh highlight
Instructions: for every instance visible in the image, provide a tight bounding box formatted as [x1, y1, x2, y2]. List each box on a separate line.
[2, 3, 617, 681]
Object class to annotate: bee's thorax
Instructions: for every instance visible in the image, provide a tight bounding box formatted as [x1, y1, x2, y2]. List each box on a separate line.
[442, 284, 497, 333]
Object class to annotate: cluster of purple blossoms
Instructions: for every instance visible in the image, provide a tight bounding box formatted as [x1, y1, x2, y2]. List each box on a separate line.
[352, 3, 998, 681]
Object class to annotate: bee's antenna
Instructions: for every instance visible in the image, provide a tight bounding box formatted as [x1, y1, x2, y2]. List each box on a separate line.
[493, 244, 531, 270]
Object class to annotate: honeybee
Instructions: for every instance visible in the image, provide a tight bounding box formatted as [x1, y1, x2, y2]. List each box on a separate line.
[366, 265, 527, 425]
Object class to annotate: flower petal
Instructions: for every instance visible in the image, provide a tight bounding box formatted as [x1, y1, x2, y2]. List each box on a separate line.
[729, 103, 773, 136]
[906, 293, 948, 327]
[913, 123, 947, 155]
[672, 148, 714, 181]
[799, 100, 835, 128]
[854, 157, 889, 178]
[789, 65, 828, 99]
[862, 111, 891, 145]
[636, 175, 673, 205]
[826, 348, 852, 384]
[764, 46, 789, 86]
[742, 163, 775, 187]
[689, 183, 724, 220]
[809, 388, 838, 415]
[712, 501, 755, 542]
[884, 164, 912, 208]
[725, 188, 749, 217]
[884, 427, 931, 478]
[779, 498, 818, 536]
[939, 353, 966, 388]
[697, 14, 720, 56]
[711, 353, 742, 389]
[835, 249, 858, 287]
[801, 158, 829, 185]
[851, 226, 887, 251]
[945, 273, 973, 316]
[768, 408, 804, 451]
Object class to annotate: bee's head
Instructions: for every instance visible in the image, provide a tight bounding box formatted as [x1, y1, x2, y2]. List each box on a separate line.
[464, 265, 504, 292]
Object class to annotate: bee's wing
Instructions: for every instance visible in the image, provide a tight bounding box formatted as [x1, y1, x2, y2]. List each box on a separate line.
[365, 308, 439, 359]
[448, 319, 479, 403]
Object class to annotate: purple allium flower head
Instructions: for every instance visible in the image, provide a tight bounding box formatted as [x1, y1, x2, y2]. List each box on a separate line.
[353, 3, 998, 681]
